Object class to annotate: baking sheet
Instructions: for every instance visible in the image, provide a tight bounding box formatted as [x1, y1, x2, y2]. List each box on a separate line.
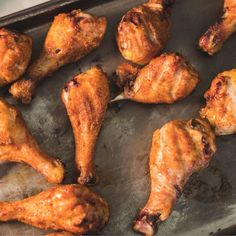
[0, 0, 236, 235]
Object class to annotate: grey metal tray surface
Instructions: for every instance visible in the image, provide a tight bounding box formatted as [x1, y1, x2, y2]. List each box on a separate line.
[0, 0, 236, 235]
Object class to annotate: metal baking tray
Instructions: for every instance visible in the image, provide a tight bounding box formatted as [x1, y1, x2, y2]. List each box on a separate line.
[0, 0, 236, 235]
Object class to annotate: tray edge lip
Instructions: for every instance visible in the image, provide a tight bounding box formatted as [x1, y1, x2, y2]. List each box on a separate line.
[0, 0, 77, 26]
[0, 0, 114, 29]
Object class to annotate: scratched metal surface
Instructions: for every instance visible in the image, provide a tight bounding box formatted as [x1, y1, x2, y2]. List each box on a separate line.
[0, 0, 236, 235]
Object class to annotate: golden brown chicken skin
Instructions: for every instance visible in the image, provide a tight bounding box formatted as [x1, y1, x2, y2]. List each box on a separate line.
[199, 0, 236, 55]
[46, 232, 74, 236]
[0, 98, 64, 183]
[0, 28, 32, 87]
[200, 69, 236, 135]
[134, 119, 216, 236]
[9, 9, 107, 104]
[61, 67, 109, 186]
[117, 0, 175, 65]
[0, 185, 109, 234]
[112, 53, 199, 104]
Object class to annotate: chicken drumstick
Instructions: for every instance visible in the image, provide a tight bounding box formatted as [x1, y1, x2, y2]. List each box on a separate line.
[199, 0, 236, 55]
[0, 98, 64, 183]
[200, 69, 236, 135]
[9, 9, 107, 104]
[0, 185, 109, 234]
[112, 53, 199, 104]
[62, 67, 109, 186]
[134, 119, 216, 236]
[117, 0, 175, 65]
[0, 28, 32, 87]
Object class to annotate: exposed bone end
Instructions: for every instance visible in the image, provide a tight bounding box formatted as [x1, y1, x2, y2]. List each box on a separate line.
[77, 171, 98, 186]
[47, 159, 65, 184]
[9, 79, 35, 104]
[198, 23, 224, 56]
[110, 93, 128, 103]
[134, 210, 161, 236]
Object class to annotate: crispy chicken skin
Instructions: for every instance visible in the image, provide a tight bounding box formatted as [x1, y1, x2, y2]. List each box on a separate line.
[200, 69, 236, 135]
[134, 119, 216, 236]
[46, 232, 74, 236]
[0, 98, 64, 183]
[9, 9, 107, 104]
[0, 28, 32, 87]
[61, 67, 109, 186]
[0, 185, 109, 234]
[199, 0, 236, 55]
[117, 0, 175, 65]
[112, 53, 199, 104]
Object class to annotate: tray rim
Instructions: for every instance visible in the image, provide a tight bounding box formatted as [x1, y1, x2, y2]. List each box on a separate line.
[0, 0, 114, 30]
[0, 0, 235, 235]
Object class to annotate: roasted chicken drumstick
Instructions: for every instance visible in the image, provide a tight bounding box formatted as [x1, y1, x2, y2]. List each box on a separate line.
[62, 67, 109, 186]
[0, 98, 64, 183]
[112, 53, 199, 104]
[0, 28, 32, 87]
[200, 69, 236, 135]
[134, 119, 216, 236]
[199, 0, 236, 55]
[117, 0, 175, 65]
[9, 9, 107, 104]
[0, 185, 109, 234]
